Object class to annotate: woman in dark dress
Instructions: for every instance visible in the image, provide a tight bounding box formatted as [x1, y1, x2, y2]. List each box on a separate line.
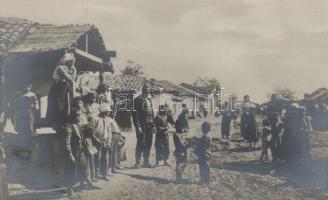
[244, 107, 257, 149]
[47, 52, 77, 130]
[220, 102, 236, 139]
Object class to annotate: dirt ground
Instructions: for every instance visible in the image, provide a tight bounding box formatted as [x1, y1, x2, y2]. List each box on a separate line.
[8, 117, 328, 200]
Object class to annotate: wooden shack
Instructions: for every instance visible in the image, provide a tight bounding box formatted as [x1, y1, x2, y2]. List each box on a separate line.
[0, 17, 116, 129]
[0, 17, 116, 169]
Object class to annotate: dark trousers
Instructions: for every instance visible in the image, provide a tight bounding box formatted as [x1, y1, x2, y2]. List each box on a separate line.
[111, 133, 121, 171]
[198, 160, 210, 184]
[135, 124, 153, 165]
[95, 144, 110, 177]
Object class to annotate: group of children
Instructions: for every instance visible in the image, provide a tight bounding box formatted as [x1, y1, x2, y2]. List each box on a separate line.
[64, 93, 125, 197]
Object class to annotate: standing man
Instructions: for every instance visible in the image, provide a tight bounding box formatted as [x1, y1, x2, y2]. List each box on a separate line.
[132, 83, 155, 168]
[220, 101, 236, 139]
[240, 95, 254, 139]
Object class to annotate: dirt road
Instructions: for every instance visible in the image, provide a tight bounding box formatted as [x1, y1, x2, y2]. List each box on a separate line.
[9, 117, 328, 200]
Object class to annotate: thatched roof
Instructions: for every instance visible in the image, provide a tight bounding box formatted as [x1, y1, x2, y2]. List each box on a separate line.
[77, 73, 145, 94]
[0, 17, 34, 55]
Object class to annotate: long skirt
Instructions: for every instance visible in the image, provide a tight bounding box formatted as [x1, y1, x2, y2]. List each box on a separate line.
[46, 81, 72, 129]
[155, 133, 169, 162]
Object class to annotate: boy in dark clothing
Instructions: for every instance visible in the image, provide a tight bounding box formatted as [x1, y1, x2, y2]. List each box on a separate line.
[82, 125, 99, 182]
[195, 121, 212, 185]
[155, 105, 170, 166]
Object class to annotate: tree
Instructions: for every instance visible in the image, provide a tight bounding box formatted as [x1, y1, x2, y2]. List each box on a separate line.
[120, 60, 144, 76]
[207, 78, 221, 90]
[268, 87, 297, 101]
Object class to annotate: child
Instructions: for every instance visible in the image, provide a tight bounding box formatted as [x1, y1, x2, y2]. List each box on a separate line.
[195, 121, 212, 185]
[82, 125, 99, 182]
[108, 107, 124, 174]
[260, 119, 272, 161]
[173, 119, 190, 183]
[155, 105, 170, 166]
[93, 104, 112, 181]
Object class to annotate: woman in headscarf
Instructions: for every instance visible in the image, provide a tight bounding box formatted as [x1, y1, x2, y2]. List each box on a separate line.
[46, 52, 77, 130]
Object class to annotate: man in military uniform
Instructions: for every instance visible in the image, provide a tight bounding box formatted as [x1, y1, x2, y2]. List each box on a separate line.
[132, 83, 155, 168]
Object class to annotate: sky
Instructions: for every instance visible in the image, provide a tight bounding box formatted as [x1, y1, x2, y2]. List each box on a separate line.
[1, 0, 328, 102]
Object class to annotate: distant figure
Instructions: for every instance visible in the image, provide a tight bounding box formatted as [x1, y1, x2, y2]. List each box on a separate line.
[270, 112, 285, 162]
[175, 104, 189, 133]
[240, 95, 257, 148]
[173, 124, 190, 183]
[15, 84, 39, 135]
[220, 101, 236, 139]
[132, 83, 155, 168]
[154, 105, 170, 167]
[260, 119, 272, 161]
[195, 121, 212, 185]
[295, 106, 312, 162]
[47, 52, 77, 130]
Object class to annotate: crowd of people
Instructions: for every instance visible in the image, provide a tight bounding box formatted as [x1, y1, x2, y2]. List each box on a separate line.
[217, 93, 313, 164]
[0, 52, 321, 199]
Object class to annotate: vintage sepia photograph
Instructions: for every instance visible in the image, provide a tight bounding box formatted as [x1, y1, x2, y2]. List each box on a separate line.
[1, 0, 328, 199]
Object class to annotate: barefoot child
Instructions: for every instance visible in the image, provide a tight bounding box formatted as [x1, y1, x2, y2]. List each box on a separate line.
[195, 121, 212, 185]
[260, 119, 272, 161]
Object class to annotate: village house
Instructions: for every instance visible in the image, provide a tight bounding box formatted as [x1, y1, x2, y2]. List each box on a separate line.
[151, 80, 197, 116]
[0, 17, 116, 130]
[77, 72, 145, 130]
[180, 82, 220, 116]
[0, 17, 116, 168]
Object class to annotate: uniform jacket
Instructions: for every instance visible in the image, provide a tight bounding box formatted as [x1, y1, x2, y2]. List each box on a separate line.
[132, 95, 155, 129]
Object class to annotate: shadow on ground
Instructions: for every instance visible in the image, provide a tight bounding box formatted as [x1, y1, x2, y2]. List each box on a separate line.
[212, 156, 328, 189]
[10, 188, 67, 200]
